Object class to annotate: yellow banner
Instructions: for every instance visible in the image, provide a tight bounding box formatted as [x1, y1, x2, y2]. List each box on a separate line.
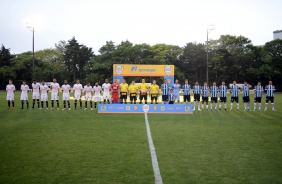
[113, 64, 174, 76]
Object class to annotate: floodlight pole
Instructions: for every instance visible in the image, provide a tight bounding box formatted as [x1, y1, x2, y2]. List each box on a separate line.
[27, 26, 35, 78]
[206, 26, 214, 84]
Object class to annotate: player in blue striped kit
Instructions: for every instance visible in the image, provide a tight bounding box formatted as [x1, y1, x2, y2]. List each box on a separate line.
[264, 80, 276, 111]
[161, 79, 169, 104]
[242, 81, 252, 111]
[182, 79, 191, 104]
[193, 81, 201, 111]
[201, 82, 209, 110]
[209, 82, 218, 110]
[230, 81, 240, 110]
[253, 81, 264, 111]
[218, 81, 228, 110]
[168, 89, 174, 104]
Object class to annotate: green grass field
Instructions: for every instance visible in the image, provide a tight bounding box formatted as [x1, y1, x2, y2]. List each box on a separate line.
[0, 92, 281, 184]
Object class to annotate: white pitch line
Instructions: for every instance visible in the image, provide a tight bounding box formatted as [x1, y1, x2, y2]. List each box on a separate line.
[144, 112, 163, 184]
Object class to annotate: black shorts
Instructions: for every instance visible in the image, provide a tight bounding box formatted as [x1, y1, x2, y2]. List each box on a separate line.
[202, 97, 208, 103]
[211, 97, 218, 103]
[162, 95, 168, 101]
[140, 94, 147, 100]
[194, 94, 200, 102]
[151, 94, 158, 101]
[183, 95, 190, 102]
[220, 97, 226, 103]
[130, 93, 137, 101]
[120, 92, 127, 100]
[243, 96, 250, 103]
[255, 97, 262, 103]
[231, 97, 239, 103]
[266, 96, 274, 103]
[169, 101, 174, 104]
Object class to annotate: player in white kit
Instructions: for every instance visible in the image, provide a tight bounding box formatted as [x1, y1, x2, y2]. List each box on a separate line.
[73, 79, 83, 110]
[20, 80, 29, 109]
[84, 82, 93, 110]
[50, 78, 60, 110]
[61, 80, 71, 110]
[40, 80, 49, 109]
[31, 79, 40, 110]
[6, 79, 16, 110]
[102, 79, 111, 104]
[93, 82, 102, 109]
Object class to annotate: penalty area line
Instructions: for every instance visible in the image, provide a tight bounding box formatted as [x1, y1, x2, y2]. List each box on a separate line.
[144, 112, 163, 184]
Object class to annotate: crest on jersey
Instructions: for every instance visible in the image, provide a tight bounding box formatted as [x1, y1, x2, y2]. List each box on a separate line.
[115, 65, 123, 75]
[164, 66, 172, 75]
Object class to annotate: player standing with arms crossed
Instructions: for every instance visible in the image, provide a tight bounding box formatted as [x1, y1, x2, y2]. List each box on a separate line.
[93, 82, 102, 109]
[84, 82, 93, 110]
[253, 81, 263, 111]
[182, 79, 191, 104]
[265, 80, 276, 111]
[139, 79, 149, 104]
[111, 79, 120, 104]
[242, 81, 252, 111]
[61, 80, 71, 110]
[201, 82, 209, 110]
[230, 81, 240, 110]
[128, 80, 139, 104]
[172, 79, 181, 103]
[119, 79, 129, 104]
[149, 80, 159, 104]
[102, 79, 111, 104]
[209, 82, 218, 110]
[193, 81, 201, 111]
[219, 81, 228, 110]
[161, 79, 169, 104]
[50, 78, 60, 110]
[6, 79, 15, 110]
[73, 79, 83, 110]
[31, 79, 40, 110]
[40, 80, 49, 109]
[20, 80, 29, 109]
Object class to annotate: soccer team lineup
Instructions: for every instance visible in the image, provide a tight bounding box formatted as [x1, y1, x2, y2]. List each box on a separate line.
[5, 77, 276, 112]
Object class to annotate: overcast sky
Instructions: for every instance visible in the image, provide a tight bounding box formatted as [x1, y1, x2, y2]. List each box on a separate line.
[0, 0, 281, 54]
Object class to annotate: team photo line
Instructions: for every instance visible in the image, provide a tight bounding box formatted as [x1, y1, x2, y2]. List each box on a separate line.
[5, 78, 276, 112]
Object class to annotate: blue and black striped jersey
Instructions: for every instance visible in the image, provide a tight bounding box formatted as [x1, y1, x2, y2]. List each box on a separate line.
[161, 83, 169, 95]
[219, 85, 228, 97]
[210, 86, 218, 98]
[230, 85, 239, 97]
[242, 85, 251, 97]
[193, 85, 201, 95]
[201, 86, 209, 97]
[254, 85, 263, 97]
[182, 84, 191, 95]
[265, 85, 275, 97]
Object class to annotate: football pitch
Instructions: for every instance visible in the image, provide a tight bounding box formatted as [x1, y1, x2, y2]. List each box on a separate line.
[0, 92, 281, 184]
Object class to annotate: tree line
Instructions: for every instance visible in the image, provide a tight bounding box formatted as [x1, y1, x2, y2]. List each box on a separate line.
[1, 35, 281, 91]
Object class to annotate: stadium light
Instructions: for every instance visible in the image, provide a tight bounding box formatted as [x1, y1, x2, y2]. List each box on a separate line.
[206, 25, 215, 84]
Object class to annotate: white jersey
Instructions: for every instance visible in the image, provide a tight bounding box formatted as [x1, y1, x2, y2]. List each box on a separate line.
[6, 84, 15, 100]
[40, 84, 49, 95]
[102, 83, 111, 93]
[21, 84, 29, 100]
[84, 85, 92, 95]
[21, 85, 29, 94]
[51, 82, 60, 93]
[93, 86, 102, 102]
[32, 83, 40, 93]
[61, 84, 71, 94]
[73, 84, 83, 95]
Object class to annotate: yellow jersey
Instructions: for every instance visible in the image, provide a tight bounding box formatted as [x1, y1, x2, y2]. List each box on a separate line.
[139, 83, 149, 94]
[150, 84, 159, 95]
[119, 83, 129, 95]
[128, 84, 139, 94]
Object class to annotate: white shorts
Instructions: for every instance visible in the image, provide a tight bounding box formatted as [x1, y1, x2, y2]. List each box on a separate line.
[41, 94, 48, 101]
[51, 93, 59, 100]
[63, 93, 70, 101]
[93, 96, 101, 102]
[20, 93, 28, 101]
[174, 93, 180, 101]
[103, 92, 111, 100]
[7, 94, 14, 101]
[85, 94, 92, 101]
[33, 92, 40, 99]
[74, 93, 81, 100]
